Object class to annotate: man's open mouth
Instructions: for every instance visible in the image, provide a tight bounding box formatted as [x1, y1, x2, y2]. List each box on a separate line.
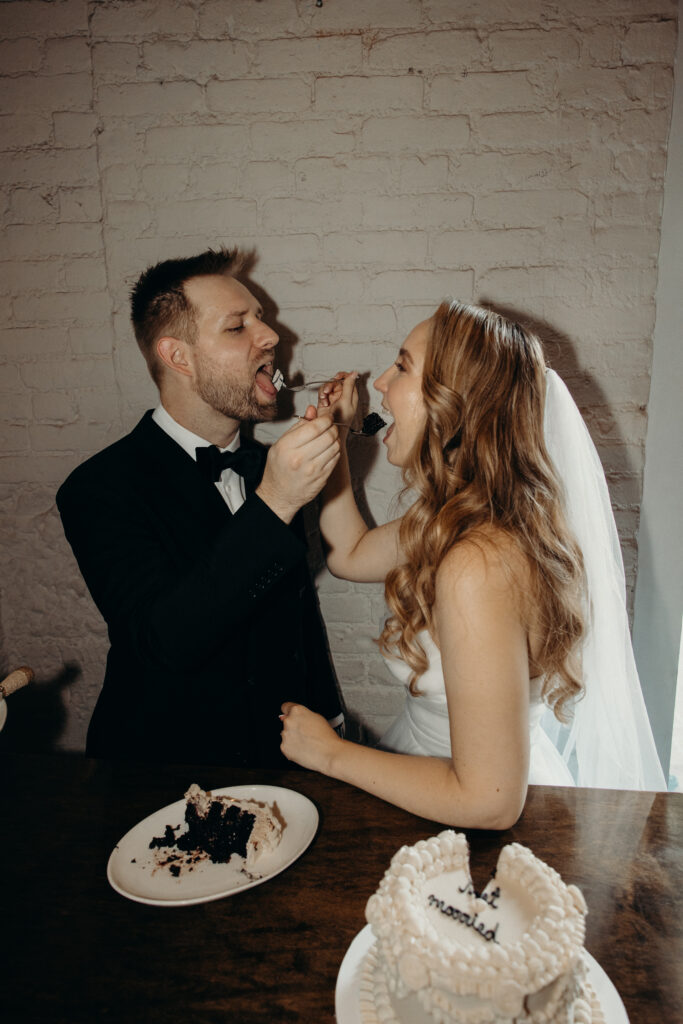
[255, 362, 277, 398]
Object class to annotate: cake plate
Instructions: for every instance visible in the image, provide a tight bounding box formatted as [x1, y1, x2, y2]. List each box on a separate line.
[108, 784, 318, 906]
[335, 925, 629, 1024]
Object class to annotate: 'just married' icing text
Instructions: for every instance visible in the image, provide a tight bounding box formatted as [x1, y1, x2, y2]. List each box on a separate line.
[427, 893, 499, 943]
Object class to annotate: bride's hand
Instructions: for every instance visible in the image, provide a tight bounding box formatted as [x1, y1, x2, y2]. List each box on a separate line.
[280, 701, 342, 774]
[317, 371, 358, 425]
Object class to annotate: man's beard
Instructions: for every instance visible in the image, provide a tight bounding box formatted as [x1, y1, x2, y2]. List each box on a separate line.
[193, 357, 277, 423]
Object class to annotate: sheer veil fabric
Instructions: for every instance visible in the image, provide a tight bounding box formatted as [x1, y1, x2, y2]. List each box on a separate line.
[542, 370, 666, 790]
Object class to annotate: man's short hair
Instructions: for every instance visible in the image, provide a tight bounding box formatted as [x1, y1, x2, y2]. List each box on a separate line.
[130, 246, 243, 384]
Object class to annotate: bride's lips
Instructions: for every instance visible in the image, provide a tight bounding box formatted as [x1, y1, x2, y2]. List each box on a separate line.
[381, 406, 394, 443]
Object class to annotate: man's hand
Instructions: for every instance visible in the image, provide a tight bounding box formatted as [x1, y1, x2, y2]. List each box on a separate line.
[255, 410, 340, 523]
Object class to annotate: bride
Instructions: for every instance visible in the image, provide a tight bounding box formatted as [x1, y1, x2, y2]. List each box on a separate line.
[280, 301, 665, 827]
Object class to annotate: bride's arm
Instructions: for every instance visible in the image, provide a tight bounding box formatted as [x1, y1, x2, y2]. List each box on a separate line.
[317, 372, 403, 583]
[280, 537, 530, 829]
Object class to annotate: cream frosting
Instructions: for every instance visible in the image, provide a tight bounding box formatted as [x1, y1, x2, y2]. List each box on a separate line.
[362, 831, 604, 1024]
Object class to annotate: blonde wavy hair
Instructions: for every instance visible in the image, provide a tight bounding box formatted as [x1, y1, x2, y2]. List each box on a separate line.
[379, 300, 585, 722]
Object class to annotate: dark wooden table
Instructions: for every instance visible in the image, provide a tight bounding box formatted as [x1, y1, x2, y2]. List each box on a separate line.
[0, 753, 681, 1023]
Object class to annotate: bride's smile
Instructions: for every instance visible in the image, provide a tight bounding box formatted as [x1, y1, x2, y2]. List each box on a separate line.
[374, 319, 429, 467]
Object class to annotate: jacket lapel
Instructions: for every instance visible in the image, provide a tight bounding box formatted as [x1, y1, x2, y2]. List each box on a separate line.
[129, 413, 268, 541]
[131, 412, 231, 537]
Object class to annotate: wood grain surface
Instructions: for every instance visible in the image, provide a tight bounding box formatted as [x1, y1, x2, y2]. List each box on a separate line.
[0, 753, 680, 1023]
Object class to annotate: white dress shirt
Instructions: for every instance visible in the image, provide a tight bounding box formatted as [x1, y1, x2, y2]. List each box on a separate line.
[152, 405, 247, 513]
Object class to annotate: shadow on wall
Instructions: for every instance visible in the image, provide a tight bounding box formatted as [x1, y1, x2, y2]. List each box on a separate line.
[239, 252, 300, 423]
[0, 662, 80, 753]
[481, 299, 607, 399]
[479, 300, 636, 483]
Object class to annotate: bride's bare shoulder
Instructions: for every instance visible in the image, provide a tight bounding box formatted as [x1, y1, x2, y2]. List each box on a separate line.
[435, 526, 531, 604]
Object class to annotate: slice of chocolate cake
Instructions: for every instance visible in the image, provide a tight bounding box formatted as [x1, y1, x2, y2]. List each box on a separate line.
[150, 784, 283, 874]
[360, 412, 386, 436]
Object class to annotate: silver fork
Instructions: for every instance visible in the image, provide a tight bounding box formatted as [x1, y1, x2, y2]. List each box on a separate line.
[273, 371, 335, 393]
[294, 410, 386, 436]
[276, 373, 386, 436]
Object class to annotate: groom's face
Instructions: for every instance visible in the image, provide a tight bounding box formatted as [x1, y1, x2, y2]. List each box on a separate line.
[184, 274, 280, 423]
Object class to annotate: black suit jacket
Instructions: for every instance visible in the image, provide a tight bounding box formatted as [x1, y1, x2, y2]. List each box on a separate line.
[57, 412, 343, 767]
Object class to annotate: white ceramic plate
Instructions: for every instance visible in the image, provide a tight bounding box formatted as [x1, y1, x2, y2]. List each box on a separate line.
[107, 784, 318, 907]
[335, 925, 629, 1024]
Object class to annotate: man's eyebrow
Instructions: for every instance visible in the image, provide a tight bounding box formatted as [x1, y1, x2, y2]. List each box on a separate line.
[219, 305, 263, 323]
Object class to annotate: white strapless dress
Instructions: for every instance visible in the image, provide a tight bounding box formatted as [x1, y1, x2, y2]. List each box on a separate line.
[379, 631, 575, 787]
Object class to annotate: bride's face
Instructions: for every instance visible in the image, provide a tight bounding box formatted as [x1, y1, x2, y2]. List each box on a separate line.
[374, 319, 429, 467]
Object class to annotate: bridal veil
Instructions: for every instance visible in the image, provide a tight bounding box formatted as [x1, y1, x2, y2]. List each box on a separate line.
[542, 369, 666, 791]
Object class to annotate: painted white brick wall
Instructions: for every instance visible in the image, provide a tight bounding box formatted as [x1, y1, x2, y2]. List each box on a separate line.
[0, 0, 678, 751]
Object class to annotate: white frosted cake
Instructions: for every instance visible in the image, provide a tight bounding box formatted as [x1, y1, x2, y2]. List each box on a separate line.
[361, 831, 604, 1024]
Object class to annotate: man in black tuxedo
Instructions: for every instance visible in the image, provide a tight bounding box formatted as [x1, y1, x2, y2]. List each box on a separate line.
[57, 248, 344, 767]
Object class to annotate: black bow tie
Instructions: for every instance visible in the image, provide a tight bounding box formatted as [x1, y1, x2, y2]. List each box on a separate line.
[195, 445, 263, 488]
